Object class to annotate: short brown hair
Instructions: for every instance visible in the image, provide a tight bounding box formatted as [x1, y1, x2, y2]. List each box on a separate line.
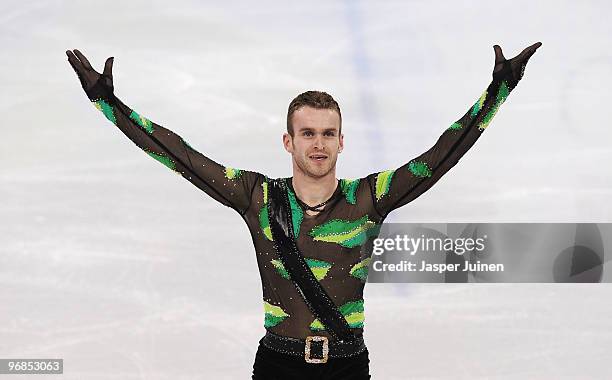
[287, 91, 342, 136]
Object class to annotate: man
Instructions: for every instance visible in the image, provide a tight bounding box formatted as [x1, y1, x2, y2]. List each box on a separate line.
[66, 41, 542, 379]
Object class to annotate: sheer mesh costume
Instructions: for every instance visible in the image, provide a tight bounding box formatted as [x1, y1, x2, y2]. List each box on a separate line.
[67, 45, 537, 341]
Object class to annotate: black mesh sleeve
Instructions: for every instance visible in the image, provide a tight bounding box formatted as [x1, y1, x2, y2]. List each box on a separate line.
[366, 43, 541, 218]
[94, 95, 262, 214]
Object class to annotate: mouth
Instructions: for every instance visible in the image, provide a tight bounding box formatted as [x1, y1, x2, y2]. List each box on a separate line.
[309, 154, 328, 162]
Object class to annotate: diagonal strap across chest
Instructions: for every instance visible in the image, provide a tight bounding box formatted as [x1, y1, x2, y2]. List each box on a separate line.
[266, 178, 357, 343]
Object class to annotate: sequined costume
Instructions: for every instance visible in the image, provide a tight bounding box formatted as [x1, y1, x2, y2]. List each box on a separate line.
[66, 46, 535, 342]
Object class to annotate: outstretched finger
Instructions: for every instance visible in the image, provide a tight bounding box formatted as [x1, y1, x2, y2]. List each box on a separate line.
[526, 41, 542, 58]
[66, 50, 83, 73]
[517, 41, 543, 61]
[103, 57, 114, 77]
[73, 49, 93, 70]
[493, 45, 506, 64]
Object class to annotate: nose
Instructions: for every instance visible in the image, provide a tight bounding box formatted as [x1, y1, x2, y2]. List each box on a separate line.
[313, 133, 324, 149]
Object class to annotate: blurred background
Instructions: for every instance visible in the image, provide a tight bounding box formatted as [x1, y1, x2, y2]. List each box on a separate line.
[1, 0, 611, 378]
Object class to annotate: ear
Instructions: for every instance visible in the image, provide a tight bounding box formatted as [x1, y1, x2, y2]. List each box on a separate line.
[283, 132, 293, 153]
[338, 133, 344, 153]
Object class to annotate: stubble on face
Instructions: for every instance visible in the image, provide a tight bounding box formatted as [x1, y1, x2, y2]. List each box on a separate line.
[285, 107, 343, 180]
[294, 146, 338, 179]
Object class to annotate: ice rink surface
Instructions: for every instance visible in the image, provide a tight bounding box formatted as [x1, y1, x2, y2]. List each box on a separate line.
[2, 0, 612, 378]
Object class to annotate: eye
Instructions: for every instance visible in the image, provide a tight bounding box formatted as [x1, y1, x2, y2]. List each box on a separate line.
[303, 131, 314, 136]
[324, 131, 336, 137]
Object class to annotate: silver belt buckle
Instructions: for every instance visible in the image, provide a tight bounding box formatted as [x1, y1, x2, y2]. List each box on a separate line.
[305, 335, 329, 364]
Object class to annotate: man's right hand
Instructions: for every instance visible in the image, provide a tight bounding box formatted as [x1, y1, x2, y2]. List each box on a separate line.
[66, 49, 115, 102]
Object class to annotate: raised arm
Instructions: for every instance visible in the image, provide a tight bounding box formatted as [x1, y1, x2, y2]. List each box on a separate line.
[367, 42, 542, 219]
[66, 49, 262, 215]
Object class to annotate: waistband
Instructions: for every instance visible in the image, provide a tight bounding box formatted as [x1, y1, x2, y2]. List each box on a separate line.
[261, 331, 366, 364]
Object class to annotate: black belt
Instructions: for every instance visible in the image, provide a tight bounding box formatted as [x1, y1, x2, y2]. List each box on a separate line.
[261, 331, 366, 364]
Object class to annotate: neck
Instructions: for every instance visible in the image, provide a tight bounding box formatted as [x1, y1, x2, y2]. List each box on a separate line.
[291, 168, 338, 208]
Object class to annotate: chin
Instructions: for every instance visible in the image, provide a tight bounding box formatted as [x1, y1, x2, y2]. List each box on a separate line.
[305, 165, 333, 179]
[295, 157, 336, 178]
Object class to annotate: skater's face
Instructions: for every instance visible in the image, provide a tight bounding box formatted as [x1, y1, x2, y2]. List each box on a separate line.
[283, 106, 343, 179]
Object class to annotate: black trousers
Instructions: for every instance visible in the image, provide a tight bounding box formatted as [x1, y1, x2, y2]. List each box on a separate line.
[251, 337, 371, 380]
